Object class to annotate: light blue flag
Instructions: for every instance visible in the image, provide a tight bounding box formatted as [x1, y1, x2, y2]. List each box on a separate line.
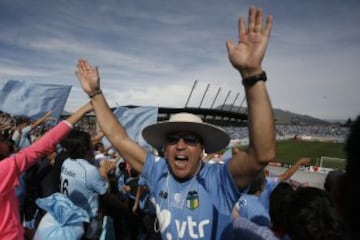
[0, 79, 71, 121]
[34, 193, 89, 240]
[103, 106, 158, 150]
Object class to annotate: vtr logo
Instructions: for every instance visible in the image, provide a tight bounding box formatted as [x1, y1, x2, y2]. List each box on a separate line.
[154, 200, 210, 239]
[175, 216, 210, 239]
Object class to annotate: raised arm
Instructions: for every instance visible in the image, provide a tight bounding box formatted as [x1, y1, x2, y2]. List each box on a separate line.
[278, 157, 310, 182]
[76, 59, 146, 172]
[91, 130, 105, 145]
[65, 101, 93, 126]
[132, 186, 142, 214]
[2, 102, 93, 176]
[30, 111, 53, 129]
[226, 6, 276, 188]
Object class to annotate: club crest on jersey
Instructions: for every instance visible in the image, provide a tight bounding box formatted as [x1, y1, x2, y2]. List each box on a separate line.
[239, 198, 247, 207]
[159, 190, 168, 199]
[186, 191, 199, 210]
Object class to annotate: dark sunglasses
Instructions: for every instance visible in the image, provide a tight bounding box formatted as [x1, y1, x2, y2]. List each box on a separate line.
[166, 133, 202, 146]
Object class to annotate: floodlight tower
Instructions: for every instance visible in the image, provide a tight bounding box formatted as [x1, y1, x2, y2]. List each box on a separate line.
[185, 80, 198, 108]
[210, 87, 221, 109]
[198, 84, 210, 108]
[230, 92, 240, 112]
[221, 90, 232, 111]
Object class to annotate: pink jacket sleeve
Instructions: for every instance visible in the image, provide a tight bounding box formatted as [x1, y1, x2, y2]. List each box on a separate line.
[0, 121, 72, 195]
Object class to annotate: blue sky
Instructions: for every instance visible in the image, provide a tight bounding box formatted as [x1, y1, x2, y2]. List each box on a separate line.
[0, 0, 359, 121]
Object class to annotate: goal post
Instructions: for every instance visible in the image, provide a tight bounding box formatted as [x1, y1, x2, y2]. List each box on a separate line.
[319, 156, 346, 170]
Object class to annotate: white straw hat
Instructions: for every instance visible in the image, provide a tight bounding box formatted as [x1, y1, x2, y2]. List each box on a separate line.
[142, 112, 230, 153]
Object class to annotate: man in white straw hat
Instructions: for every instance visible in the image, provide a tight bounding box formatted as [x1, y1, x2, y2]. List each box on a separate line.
[76, 5, 275, 239]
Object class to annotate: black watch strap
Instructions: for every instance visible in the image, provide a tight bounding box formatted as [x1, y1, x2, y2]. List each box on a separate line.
[242, 71, 267, 87]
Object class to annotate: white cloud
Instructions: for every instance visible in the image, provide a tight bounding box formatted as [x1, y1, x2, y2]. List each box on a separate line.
[1, 0, 360, 120]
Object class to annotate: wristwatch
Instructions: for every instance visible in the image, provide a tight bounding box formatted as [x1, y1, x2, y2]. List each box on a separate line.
[242, 71, 267, 87]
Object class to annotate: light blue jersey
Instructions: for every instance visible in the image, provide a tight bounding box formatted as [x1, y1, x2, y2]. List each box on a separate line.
[138, 176, 155, 214]
[233, 217, 280, 240]
[258, 177, 280, 212]
[142, 153, 241, 240]
[12, 125, 32, 149]
[235, 194, 270, 226]
[60, 158, 108, 217]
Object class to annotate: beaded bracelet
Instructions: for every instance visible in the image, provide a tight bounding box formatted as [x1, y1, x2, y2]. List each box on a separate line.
[88, 89, 102, 98]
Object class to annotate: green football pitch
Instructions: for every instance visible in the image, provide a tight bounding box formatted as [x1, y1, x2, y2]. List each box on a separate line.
[236, 139, 346, 170]
[276, 139, 345, 165]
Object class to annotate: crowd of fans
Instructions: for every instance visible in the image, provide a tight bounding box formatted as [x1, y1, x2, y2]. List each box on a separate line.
[1, 108, 162, 240]
[0, 4, 357, 239]
[0, 108, 356, 239]
[1, 111, 350, 148]
[224, 124, 349, 143]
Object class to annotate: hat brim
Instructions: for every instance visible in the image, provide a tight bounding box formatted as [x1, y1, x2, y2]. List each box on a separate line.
[142, 121, 230, 153]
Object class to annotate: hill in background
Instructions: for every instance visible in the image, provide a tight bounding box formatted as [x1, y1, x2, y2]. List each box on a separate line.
[218, 104, 333, 125]
[272, 108, 332, 125]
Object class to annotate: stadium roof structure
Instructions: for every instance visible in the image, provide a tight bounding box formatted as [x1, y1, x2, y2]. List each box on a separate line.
[65, 79, 249, 127]
[124, 105, 248, 127]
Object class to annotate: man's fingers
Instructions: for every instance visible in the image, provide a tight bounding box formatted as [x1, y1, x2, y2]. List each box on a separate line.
[254, 8, 263, 33]
[247, 6, 256, 33]
[238, 17, 246, 40]
[78, 59, 91, 72]
[225, 40, 235, 53]
[263, 15, 273, 37]
[75, 71, 81, 80]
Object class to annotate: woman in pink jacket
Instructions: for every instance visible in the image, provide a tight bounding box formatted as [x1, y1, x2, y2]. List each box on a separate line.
[0, 102, 93, 240]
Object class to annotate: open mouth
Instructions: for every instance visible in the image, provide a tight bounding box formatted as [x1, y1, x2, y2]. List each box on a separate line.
[174, 155, 189, 168]
[175, 155, 188, 161]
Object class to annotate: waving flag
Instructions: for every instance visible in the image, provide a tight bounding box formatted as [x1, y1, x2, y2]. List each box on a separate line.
[0, 80, 71, 121]
[103, 106, 158, 150]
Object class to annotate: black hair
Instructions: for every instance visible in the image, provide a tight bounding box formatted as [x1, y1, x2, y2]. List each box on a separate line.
[248, 170, 266, 194]
[324, 170, 344, 193]
[345, 115, 360, 178]
[15, 115, 30, 125]
[63, 129, 92, 159]
[284, 187, 344, 240]
[0, 137, 16, 160]
[269, 182, 294, 231]
[94, 142, 104, 151]
[344, 115, 360, 238]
